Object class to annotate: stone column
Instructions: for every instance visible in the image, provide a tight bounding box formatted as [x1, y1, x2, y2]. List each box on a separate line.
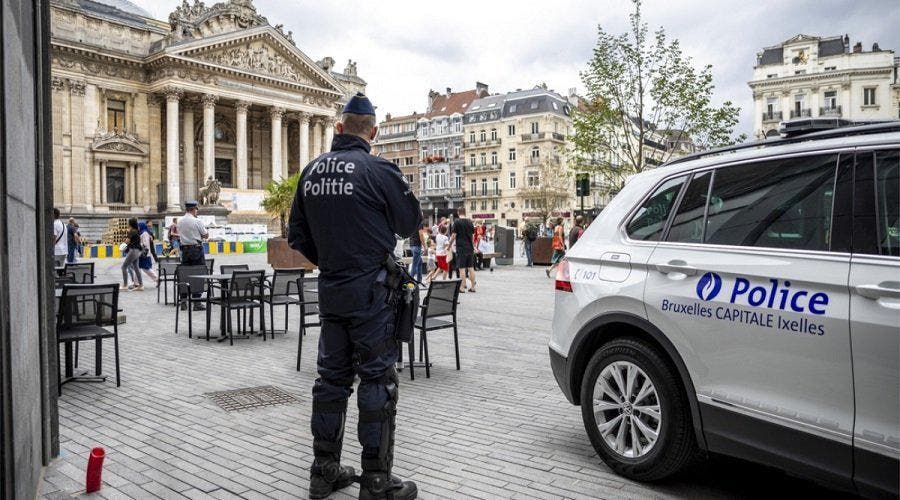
[270, 107, 285, 181]
[202, 93, 218, 184]
[312, 118, 323, 158]
[94, 161, 102, 204]
[165, 87, 183, 210]
[323, 116, 335, 153]
[131, 163, 139, 205]
[281, 120, 289, 178]
[100, 161, 107, 204]
[235, 100, 250, 190]
[297, 112, 310, 167]
[182, 104, 196, 200]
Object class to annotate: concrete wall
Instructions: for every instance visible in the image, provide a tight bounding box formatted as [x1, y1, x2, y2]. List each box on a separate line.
[0, 0, 58, 498]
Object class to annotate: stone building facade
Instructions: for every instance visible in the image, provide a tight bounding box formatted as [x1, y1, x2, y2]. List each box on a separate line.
[749, 34, 899, 138]
[416, 84, 489, 223]
[462, 86, 574, 229]
[50, 0, 365, 238]
[372, 112, 421, 197]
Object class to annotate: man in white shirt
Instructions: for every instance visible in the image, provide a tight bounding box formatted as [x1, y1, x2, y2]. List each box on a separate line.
[52, 208, 68, 267]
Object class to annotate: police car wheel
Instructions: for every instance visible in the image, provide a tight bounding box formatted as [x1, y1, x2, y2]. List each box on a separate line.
[580, 337, 697, 481]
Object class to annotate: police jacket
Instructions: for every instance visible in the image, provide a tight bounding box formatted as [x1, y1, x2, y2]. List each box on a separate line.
[288, 134, 422, 318]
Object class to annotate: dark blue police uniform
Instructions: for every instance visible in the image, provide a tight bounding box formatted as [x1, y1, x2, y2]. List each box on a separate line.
[289, 94, 421, 500]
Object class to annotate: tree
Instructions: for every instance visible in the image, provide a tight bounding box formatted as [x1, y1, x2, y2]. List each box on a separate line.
[572, 0, 745, 198]
[519, 157, 573, 223]
[260, 174, 299, 238]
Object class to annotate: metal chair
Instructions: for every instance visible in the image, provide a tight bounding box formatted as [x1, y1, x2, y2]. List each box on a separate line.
[207, 269, 266, 346]
[263, 268, 305, 340]
[157, 258, 181, 305]
[55, 275, 76, 288]
[56, 283, 120, 395]
[174, 264, 210, 339]
[205, 258, 215, 273]
[296, 276, 320, 371]
[411, 279, 462, 380]
[220, 264, 249, 275]
[64, 262, 95, 284]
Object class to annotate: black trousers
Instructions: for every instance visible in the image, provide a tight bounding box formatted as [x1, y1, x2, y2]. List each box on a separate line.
[180, 244, 204, 266]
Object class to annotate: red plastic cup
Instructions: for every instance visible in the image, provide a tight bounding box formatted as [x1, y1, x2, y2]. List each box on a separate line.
[85, 447, 105, 493]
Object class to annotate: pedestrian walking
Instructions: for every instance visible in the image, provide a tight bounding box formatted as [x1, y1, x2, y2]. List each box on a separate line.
[168, 217, 180, 255]
[522, 221, 537, 267]
[66, 217, 80, 264]
[473, 221, 485, 270]
[568, 215, 585, 249]
[424, 240, 438, 283]
[52, 208, 68, 268]
[137, 222, 159, 284]
[434, 225, 450, 280]
[450, 207, 476, 292]
[288, 93, 420, 500]
[120, 218, 143, 291]
[546, 217, 567, 278]
[409, 222, 426, 283]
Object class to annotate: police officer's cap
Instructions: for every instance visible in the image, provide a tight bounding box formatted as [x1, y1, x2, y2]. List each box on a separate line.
[184, 200, 199, 209]
[342, 92, 376, 116]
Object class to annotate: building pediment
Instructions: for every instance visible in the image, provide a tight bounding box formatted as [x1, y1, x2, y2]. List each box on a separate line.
[161, 27, 344, 97]
[782, 34, 819, 46]
[168, 0, 268, 41]
[91, 132, 148, 155]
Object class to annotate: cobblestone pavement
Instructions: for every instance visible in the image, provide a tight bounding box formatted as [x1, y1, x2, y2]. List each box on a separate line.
[40, 254, 845, 499]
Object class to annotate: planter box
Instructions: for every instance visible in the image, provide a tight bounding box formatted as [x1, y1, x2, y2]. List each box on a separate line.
[532, 237, 554, 265]
[267, 237, 315, 270]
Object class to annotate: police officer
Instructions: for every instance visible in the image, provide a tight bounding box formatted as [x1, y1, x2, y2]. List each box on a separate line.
[289, 93, 421, 500]
[178, 201, 208, 310]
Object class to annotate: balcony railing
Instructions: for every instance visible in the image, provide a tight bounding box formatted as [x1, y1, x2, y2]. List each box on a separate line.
[790, 108, 811, 119]
[422, 187, 465, 199]
[464, 163, 502, 172]
[467, 189, 503, 199]
[520, 132, 546, 142]
[463, 139, 501, 148]
[550, 132, 566, 142]
[819, 105, 842, 117]
[762, 111, 783, 123]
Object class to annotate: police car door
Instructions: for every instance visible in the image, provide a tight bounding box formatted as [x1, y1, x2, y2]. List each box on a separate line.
[847, 148, 900, 496]
[642, 153, 854, 483]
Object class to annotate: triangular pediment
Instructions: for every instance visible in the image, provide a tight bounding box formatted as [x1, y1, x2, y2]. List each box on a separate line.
[782, 34, 819, 46]
[167, 27, 344, 96]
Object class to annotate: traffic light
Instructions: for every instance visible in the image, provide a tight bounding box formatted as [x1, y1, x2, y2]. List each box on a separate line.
[575, 173, 590, 197]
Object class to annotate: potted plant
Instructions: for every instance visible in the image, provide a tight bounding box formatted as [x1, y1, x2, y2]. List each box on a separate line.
[260, 174, 315, 270]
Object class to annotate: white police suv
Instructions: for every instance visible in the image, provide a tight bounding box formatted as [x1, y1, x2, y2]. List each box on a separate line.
[549, 121, 899, 497]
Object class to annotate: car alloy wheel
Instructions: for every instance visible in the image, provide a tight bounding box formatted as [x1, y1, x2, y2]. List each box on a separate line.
[593, 361, 662, 458]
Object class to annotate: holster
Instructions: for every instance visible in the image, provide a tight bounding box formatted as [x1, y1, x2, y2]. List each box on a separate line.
[379, 255, 419, 343]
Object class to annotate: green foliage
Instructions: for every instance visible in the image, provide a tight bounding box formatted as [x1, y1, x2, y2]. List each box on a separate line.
[572, 0, 746, 197]
[260, 174, 299, 238]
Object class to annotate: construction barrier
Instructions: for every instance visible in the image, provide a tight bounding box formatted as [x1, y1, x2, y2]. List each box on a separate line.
[83, 240, 268, 259]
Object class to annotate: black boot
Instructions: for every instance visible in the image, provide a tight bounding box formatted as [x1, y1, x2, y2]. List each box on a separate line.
[358, 472, 417, 500]
[309, 462, 356, 499]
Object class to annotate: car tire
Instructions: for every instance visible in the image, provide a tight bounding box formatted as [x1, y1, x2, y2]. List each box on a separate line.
[580, 337, 697, 481]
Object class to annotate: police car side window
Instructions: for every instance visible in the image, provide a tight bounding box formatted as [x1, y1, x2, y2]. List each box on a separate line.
[625, 176, 686, 241]
[875, 150, 899, 256]
[666, 171, 711, 243]
[704, 154, 839, 251]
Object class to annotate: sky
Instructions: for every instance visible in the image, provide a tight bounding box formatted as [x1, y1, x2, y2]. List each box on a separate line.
[131, 0, 899, 137]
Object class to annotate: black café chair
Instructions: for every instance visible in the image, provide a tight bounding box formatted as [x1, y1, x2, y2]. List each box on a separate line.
[157, 258, 181, 305]
[219, 264, 250, 327]
[296, 276, 320, 371]
[55, 274, 76, 288]
[411, 279, 462, 380]
[64, 262, 95, 284]
[205, 258, 215, 273]
[207, 269, 266, 346]
[174, 264, 210, 339]
[56, 283, 121, 395]
[263, 268, 305, 339]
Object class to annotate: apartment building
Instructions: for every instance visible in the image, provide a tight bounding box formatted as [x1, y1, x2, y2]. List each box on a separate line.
[462, 86, 574, 229]
[417, 83, 489, 223]
[749, 34, 899, 138]
[372, 112, 420, 197]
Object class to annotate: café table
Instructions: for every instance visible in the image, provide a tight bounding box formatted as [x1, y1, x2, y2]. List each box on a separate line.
[191, 272, 272, 342]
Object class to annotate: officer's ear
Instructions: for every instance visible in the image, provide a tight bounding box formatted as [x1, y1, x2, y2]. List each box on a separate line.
[369, 125, 378, 141]
[335, 122, 345, 135]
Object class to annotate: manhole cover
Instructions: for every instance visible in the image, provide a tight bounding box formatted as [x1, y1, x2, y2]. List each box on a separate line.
[205, 385, 302, 412]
